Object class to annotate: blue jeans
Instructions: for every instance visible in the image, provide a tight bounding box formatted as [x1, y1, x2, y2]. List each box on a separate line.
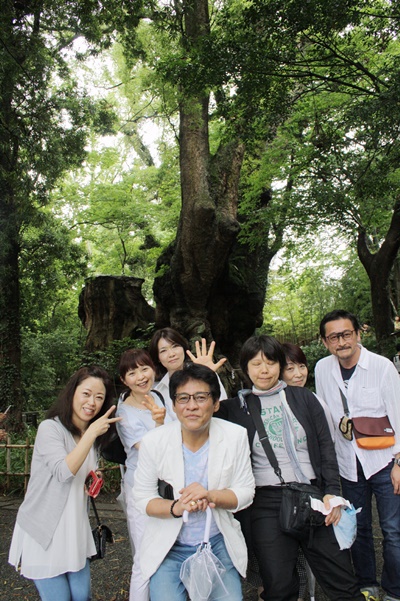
[341, 459, 400, 598]
[150, 533, 243, 601]
[34, 560, 91, 601]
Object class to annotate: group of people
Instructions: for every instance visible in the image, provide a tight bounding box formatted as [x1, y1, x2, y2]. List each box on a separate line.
[8, 310, 400, 601]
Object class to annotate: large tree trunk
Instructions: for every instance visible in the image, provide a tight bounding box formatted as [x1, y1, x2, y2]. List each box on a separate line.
[357, 198, 400, 355]
[0, 191, 22, 419]
[79, 276, 155, 351]
[152, 0, 286, 374]
[152, 0, 263, 371]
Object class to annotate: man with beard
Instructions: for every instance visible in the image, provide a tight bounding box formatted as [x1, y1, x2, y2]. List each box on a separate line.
[315, 310, 400, 601]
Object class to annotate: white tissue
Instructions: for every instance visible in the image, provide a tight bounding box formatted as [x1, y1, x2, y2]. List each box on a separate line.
[310, 495, 352, 515]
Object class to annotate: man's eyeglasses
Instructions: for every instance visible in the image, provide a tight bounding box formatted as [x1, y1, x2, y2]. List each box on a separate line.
[325, 330, 355, 344]
[174, 392, 212, 405]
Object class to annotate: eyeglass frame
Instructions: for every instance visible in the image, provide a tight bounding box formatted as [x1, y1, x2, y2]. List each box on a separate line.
[174, 392, 213, 405]
[324, 329, 355, 344]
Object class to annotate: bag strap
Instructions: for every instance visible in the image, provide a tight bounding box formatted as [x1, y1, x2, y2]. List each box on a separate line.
[338, 387, 350, 416]
[247, 396, 284, 483]
[90, 496, 101, 527]
[152, 389, 165, 406]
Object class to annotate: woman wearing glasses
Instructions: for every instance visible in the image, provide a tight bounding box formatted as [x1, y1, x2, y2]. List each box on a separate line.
[133, 364, 255, 601]
[217, 335, 364, 601]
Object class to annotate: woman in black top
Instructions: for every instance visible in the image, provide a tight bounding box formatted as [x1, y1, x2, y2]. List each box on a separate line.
[216, 335, 364, 601]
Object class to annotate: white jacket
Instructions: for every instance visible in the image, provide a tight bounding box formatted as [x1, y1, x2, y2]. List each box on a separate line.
[133, 418, 255, 579]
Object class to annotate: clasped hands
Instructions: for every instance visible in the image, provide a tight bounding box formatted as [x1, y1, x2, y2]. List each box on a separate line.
[173, 482, 214, 516]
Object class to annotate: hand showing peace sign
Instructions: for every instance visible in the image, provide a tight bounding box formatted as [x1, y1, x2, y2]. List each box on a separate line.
[142, 394, 166, 426]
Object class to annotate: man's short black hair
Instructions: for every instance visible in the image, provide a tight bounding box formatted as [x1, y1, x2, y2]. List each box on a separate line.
[319, 310, 360, 339]
[169, 364, 221, 404]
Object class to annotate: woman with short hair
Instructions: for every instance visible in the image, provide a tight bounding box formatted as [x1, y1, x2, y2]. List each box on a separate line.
[217, 335, 364, 601]
[116, 348, 173, 601]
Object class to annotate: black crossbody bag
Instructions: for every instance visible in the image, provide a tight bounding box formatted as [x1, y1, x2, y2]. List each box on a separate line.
[247, 396, 325, 539]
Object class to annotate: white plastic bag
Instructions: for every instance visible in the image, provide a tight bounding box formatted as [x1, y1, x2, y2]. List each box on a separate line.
[179, 507, 229, 601]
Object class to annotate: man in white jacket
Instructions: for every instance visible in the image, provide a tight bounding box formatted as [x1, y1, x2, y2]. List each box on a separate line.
[133, 363, 255, 601]
[315, 309, 400, 601]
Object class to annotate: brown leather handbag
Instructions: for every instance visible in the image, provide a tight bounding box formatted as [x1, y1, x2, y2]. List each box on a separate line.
[352, 416, 395, 450]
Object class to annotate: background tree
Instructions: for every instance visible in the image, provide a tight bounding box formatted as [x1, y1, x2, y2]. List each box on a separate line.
[212, 0, 400, 350]
[0, 0, 140, 419]
[114, 0, 303, 365]
[4, 0, 400, 419]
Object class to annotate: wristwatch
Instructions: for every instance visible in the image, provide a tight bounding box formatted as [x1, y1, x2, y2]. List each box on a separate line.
[394, 457, 400, 467]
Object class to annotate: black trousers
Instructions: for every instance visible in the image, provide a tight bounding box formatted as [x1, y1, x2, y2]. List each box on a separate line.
[251, 487, 364, 601]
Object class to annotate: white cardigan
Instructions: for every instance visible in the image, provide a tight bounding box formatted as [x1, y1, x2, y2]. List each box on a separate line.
[133, 418, 255, 579]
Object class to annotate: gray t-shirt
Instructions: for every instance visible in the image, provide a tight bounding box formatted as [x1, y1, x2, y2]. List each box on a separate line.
[251, 392, 316, 486]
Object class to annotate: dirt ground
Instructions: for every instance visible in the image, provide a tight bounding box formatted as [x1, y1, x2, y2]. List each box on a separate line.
[0, 493, 383, 601]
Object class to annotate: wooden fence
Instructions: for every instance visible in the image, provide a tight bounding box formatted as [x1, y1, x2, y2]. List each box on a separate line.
[0, 436, 32, 492]
[0, 436, 121, 494]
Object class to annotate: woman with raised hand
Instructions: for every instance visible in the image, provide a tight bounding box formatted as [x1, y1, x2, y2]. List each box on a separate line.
[9, 366, 120, 601]
[149, 327, 227, 419]
[116, 348, 173, 601]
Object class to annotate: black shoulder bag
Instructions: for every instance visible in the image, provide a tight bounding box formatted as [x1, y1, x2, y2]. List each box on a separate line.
[90, 496, 114, 561]
[247, 396, 325, 539]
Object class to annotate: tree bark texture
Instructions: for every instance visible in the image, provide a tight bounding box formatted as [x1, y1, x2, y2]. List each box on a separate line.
[357, 198, 400, 351]
[78, 276, 155, 351]
[153, 0, 272, 369]
[0, 5, 23, 415]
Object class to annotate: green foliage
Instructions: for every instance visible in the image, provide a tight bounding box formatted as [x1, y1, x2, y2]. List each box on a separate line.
[49, 41, 181, 301]
[262, 243, 372, 343]
[20, 211, 88, 331]
[21, 327, 84, 411]
[0, 0, 139, 411]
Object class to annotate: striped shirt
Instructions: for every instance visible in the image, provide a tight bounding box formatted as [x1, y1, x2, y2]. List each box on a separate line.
[315, 345, 400, 481]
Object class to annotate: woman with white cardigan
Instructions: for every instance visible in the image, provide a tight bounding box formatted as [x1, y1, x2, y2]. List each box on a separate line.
[9, 366, 120, 601]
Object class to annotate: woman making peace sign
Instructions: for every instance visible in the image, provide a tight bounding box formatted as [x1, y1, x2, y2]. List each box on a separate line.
[9, 365, 120, 601]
